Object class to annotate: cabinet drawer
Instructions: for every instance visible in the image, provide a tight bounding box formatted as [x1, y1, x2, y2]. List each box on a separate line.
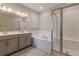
[19, 33, 32, 37]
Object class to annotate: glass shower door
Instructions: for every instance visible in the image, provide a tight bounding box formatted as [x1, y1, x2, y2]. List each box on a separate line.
[52, 5, 79, 56]
[52, 10, 60, 52]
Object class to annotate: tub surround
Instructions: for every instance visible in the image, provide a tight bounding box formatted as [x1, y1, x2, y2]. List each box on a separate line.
[0, 31, 32, 56]
[32, 31, 51, 52]
[33, 38, 51, 52]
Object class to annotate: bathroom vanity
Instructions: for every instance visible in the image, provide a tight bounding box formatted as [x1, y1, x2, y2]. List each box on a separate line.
[19, 33, 32, 49]
[0, 32, 32, 56]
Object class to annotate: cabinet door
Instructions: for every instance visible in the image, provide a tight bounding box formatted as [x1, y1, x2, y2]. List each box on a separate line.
[26, 35, 32, 47]
[19, 37, 27, 49]
[7, 38, 18, 54]
[0, 40, 7, 56]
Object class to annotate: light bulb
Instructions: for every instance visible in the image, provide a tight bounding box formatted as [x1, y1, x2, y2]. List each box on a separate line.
[3, 6, 6, 9]
[17, 12, 21, 16]
[8, 8, 12, 12]
[2, 6, 7, 11]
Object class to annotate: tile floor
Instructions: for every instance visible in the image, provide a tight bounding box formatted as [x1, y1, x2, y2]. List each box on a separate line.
[49, 51, 68, 56]
[11, 46, 67, 56]
[11, 47, 48, 56]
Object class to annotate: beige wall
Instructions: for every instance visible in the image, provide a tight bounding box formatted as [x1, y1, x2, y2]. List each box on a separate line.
[39, 4, 79, 41]
[39, 10, 52, 31]
[63, 5, 79, 41]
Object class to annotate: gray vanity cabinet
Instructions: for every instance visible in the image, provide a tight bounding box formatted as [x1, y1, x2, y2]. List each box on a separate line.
[0, 35, 18, 55]
[7, 37, 18, 54]
[0, 40, 8, 56]
[0, 33, 32, 56]
[19, 36, 27, 49]
[19, 33, 32, 49]
[26, 34, 32, 47]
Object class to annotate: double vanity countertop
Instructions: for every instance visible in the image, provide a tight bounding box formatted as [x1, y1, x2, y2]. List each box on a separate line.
[0, 31, 30, 36]
[0, 31, 32, 56]
[0, 31, 31, 40]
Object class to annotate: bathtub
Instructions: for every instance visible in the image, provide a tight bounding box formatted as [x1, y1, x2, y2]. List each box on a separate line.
[32, 31, 52, 52]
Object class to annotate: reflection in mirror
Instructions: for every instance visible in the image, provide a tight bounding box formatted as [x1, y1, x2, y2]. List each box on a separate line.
[0, 13, 18, 32]
[0, 10, 28, 33]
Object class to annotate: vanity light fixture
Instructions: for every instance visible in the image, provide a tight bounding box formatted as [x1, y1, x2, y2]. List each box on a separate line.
[0, 5, 28, 18]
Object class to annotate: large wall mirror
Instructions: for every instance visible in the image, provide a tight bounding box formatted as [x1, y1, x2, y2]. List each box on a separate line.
[0, 11, 28, 32]
[0, 12, 18, 32]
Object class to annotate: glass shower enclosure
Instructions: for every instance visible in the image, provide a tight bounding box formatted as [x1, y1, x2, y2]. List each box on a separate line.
[52, 10, 60, 52]
[52, 4, 79, 56]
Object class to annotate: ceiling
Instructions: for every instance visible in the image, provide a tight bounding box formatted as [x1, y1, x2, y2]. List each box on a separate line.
[22, 3, 64, 13]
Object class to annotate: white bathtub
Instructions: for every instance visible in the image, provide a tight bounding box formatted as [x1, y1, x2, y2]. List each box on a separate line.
[32, 31, 52, 52]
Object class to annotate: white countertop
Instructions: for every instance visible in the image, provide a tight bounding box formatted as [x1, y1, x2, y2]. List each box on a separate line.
[0, 31, 30, 36]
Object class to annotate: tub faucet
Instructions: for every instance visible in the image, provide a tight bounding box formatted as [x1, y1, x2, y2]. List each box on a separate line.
[43, 34, 48, 39]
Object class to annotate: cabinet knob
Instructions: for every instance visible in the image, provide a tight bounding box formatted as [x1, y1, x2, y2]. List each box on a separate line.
[25, 38, 27, 40]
